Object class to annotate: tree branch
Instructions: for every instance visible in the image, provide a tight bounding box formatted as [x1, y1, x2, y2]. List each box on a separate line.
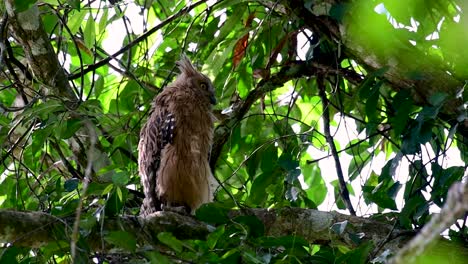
[4, 1, 77, 101]
[0, 208, 409, 254]
[284, 0, 468, 139]
[210, 60, 362, 169]
[68, 0, 209, 80]
[317, 75, 356, 215]
[390, 180, 468, 264]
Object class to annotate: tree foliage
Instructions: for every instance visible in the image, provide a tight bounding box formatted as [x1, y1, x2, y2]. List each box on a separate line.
[0, 0, 467, 263]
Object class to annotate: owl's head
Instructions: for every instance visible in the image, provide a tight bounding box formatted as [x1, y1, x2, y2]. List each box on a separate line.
[176, 55, 217, 105]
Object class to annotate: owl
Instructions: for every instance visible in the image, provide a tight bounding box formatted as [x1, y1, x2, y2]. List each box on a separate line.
[138, 55, 217, 216]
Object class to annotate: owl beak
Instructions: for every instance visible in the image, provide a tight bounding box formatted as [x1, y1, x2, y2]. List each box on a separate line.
[210, 93, 217, 105]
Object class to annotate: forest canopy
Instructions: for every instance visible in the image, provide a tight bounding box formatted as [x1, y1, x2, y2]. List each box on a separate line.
[0, 0, 467, 263]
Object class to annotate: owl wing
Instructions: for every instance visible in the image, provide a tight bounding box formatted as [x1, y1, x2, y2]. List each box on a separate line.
[138, 102, 175, 216]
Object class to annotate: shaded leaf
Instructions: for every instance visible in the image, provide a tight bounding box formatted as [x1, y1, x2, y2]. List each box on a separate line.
[196, 203, 230, 225]
[157, 232, 184, 253]
[13, 0, 37, 12]
[104, 231, 137, 252]
[64, 179, 79, 192]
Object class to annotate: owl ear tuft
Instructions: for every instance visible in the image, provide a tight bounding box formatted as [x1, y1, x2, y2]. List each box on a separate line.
[176, 54, 198, 76]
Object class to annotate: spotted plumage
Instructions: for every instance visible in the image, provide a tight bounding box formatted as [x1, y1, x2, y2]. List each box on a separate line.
[138, 55, 217, 216]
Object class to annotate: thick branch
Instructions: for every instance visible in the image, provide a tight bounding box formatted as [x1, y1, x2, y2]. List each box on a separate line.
[2, 207, 467, 261]
[390, 181, 468, 264]
[284, 0, 468, 138]
[4, 1, 77, 101]
[0, 210, 211, 251]
[0, 208, 406, 253]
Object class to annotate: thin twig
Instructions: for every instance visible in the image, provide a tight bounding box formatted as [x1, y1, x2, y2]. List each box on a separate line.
[70, 120, 97, 261]
[68, 0, 209, 80]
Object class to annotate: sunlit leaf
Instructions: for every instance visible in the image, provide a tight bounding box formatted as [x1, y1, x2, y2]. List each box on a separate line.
[68, 10, 87, 34]
[207, 226, 225, 250]
[84, 13, 96, 48]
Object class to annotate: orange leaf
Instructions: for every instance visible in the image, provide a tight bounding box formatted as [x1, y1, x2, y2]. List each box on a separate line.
[232, 33, 249, 69]
[232, 12, 256, 69]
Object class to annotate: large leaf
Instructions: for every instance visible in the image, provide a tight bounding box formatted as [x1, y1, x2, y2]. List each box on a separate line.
[14, 0, 37, 12]
[104, 231, 137, 252]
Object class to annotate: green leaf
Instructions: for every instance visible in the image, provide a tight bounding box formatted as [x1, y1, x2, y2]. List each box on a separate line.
[233, 215, 265, 238]
[93, 76, 104, 98]
[337, 241, 373, 264]
[249, 171, 278, 205]
[274, 119, 299, 151]
[388, 181, 402, 200]
[101, 184, 114, 196]
[400, 194, 427, 228]
[348, 158, 369, 181]
[304, 0, 314, 13]
[358, 67, 388, 100]
[20, 100, 63, 122]
[144, 252, 172, 264]
[220, 248, 241, 262]
[302, 164, 326, 206]
[32, 127, 52, 155]
[236, 64, 253, 98]
[345, 140, 372, 181]
[363, 169, 399, 210]
[432, 165, 464, 206]
[278, 153, 299, 171]
[207, 226, 225, 249]
[98, 8, 109, 35]
[59, 118, 82, 139]
[345, 140, 371, 156]
[391, 89, 414, 136]
[13, 0, 37, 12]
[0, 245, 25, 263]
[84, 12, 96, 48]
[364, 81, 382, 124]
[104, 231, 137, 252]
[79, 214, 97, 231]
[119, 80, 141, 112]
[67, 0, 80, 10]
[331, 180, 346, 210]
[68, 10, 87, 34]
[195, 203, 230, 224]
[157, 232, 184, 253]
[111, 171, 129, 187]
[105, 187, 127, 216]
[64, 179, 79, 192]
[246, 147, 261, 179]
[260, 144, 278, 173]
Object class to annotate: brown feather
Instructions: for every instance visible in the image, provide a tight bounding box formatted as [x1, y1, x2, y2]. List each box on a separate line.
[139, 55, 217, 216]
